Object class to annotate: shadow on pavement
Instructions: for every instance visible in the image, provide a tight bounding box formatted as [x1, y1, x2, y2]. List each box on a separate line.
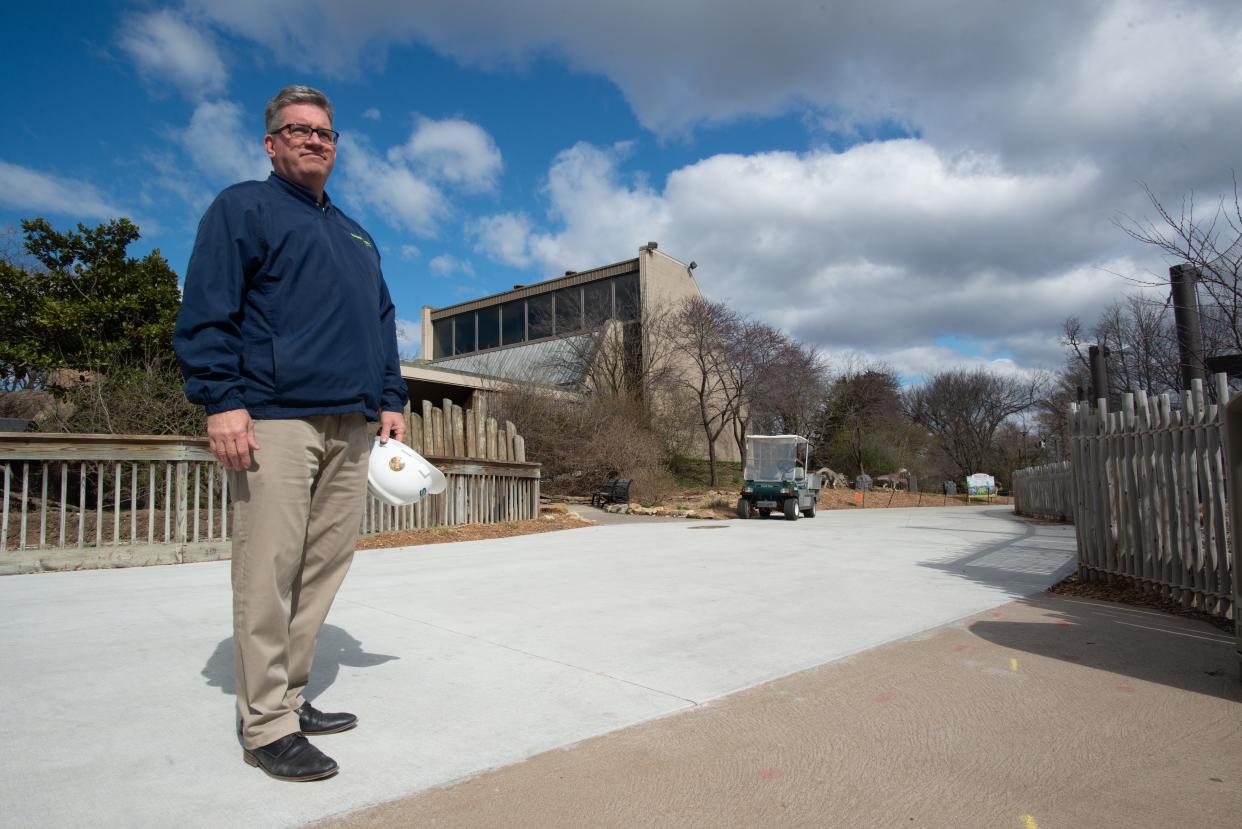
[201, 624, 400, 696]
[915, 508, 1079, 594]
[968, 593, 1242, 702]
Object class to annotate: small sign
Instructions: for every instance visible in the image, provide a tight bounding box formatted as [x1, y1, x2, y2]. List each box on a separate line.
[966, 473, 996, 496]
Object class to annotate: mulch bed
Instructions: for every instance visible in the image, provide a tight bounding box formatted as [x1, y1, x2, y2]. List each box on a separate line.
[1049, 572, 1235, 634]
[355, 512, 595, 551]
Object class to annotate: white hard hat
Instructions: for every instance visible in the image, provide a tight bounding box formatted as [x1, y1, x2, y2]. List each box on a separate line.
[367, 438, 447, 507]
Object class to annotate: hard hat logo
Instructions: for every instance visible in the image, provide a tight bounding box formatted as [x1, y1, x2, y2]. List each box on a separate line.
[389, 456, 406, 472]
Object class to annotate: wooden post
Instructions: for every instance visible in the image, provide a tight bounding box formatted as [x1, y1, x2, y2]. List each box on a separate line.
[475, 395, 488, 461]
[1221, 382, 1242, 675]
[452, 404, 467, 457]
[422, 399, 434, 454]
[505, 421, 517, 463]
[176, 461, 188, 547]
[432, 407, 447, 454]
[466, 409, 478, 458]
[410, 413, 423, 455]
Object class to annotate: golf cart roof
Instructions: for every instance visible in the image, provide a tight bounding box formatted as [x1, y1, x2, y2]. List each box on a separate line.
[747, 435, 809, 445]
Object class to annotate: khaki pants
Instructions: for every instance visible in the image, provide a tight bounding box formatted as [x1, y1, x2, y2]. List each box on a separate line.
[229, 413, 373, 749]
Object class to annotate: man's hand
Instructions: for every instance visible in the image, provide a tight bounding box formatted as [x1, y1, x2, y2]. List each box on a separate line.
[378, 410, 405, 445]
[207, 409, 259, 470]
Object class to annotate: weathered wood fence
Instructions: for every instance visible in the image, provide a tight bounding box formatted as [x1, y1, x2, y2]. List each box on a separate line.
[1014, 374, 1237, 621]
[1012, 461, 1073, 522]
[1, 398, 539, 574]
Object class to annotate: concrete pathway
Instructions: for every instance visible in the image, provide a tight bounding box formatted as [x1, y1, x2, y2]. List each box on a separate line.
[317, 593, 1242, 829]
[0, 506, 1079, 828]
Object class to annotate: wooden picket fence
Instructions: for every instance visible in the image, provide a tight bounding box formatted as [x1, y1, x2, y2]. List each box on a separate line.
[1012, 461, 1073, 522]
[1015, 374, 1237, 620]
[0, 398, 539, 574]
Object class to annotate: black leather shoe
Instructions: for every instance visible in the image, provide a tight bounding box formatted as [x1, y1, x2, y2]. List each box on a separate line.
[297, 701, 358, 735]
[243, 733, 338, 782]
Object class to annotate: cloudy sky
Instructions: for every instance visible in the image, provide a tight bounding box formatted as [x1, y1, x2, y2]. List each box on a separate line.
[2, 1, 1239, 376]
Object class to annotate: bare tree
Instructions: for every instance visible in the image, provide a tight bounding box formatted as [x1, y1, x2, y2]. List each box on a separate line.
[817, 364, 904, 476]
[904, 368, 1046, 478]
[552, 298, 682, 406]
[670, 296, 741, 487]
[1061, 294, 1181, 402]
[1115, 178, 1242, 358]
[721, 319, 786, 460]
[751, 338, 827, 439]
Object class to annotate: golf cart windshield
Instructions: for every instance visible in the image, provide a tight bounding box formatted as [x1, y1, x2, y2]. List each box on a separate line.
[745, 436, 807, 482]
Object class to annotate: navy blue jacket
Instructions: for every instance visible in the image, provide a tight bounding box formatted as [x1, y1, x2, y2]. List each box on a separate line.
[174, 173, 408, 421]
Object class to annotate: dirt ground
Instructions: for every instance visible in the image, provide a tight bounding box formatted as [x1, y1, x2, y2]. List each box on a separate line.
[654, 486, 1013, 519]
[354, 506, 596, 551]
[814, 487, 1013, 510]
[1050, 571, 1235, 634]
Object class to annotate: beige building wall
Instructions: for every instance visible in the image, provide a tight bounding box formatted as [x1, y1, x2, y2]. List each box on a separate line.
[639, 247, 741, 465]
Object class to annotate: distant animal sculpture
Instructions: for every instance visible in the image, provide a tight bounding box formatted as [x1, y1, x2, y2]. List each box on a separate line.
[814, 467, 847, 489]
[875, 468, 911, 490]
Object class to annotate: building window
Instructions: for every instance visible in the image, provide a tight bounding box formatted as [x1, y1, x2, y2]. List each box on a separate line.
[615, 272, 640, 321]
[584, 280, 611, 327]
[477, 306, 500, 351]
[528, 294, 553, 339]
[454, 312, 475, 355]
[555, 286, 582, 334]
[501, 300, 525, 346]
[433, 318, 454, 359]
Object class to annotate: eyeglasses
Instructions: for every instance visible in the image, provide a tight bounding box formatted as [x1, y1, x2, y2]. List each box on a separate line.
[271, 123, 340, 145]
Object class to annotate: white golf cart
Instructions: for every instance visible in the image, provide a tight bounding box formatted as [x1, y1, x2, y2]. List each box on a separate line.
[736, 434, 822, 520]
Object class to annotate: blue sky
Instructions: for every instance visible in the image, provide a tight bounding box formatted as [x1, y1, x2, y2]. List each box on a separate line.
[3, 1, 1240, 376]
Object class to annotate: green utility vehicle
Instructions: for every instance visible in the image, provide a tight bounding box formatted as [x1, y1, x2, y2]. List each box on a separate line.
[736, 434, 821, 520]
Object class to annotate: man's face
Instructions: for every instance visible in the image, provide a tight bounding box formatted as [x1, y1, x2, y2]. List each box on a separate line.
[263, 103, 335, 194]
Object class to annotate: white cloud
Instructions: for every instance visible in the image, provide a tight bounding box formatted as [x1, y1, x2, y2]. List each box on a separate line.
[0, 161, 128, 220]
[362, 107, 382, 121]
[335, 118, 500, 234]
[470, 213, 536, 267]
[337, 140, 447, 236]
[399, 244, 421, 260]
[179, 100, 271, 185]
[393, 117, 502, 193]
[395, 317, 421, 359]
[187, 0, 1242, 374]
[470, 139, 1149, 373]
[118, 9, 228, 100]
[429, 254, 475, 278]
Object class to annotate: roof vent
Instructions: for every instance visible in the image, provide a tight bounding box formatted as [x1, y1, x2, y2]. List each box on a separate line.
[645, 241, 658, 250]
[513, 284, 525, 289]
[564, 270, 577, 276]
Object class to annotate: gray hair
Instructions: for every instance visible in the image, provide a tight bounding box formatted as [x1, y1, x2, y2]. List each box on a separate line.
[264, 85, 333, 133]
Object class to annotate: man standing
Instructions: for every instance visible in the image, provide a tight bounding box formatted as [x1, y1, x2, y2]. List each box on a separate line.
[174, 85, 407, 782]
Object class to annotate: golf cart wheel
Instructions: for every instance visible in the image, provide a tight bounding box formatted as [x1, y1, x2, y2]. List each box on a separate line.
[802, 503, 816, 518]
[758, 508, 771, 518]
[736, 498, 751, 519]
[784, 498, 800, 520]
